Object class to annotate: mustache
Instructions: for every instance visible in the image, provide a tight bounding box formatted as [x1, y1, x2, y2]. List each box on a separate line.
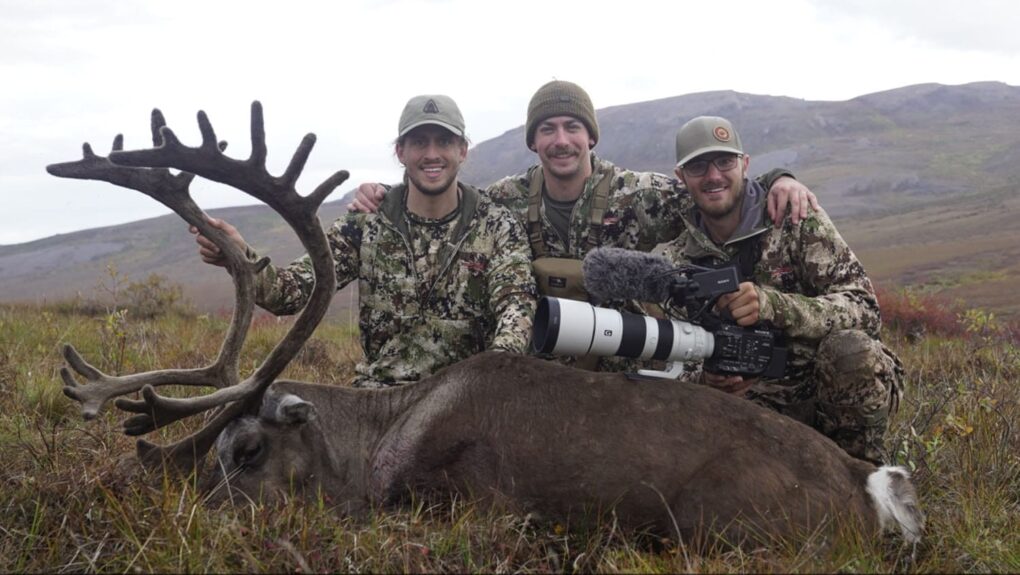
[549, 145, 578, 156]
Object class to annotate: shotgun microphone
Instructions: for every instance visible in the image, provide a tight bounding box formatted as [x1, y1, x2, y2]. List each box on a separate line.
[581, 247, 678, 303]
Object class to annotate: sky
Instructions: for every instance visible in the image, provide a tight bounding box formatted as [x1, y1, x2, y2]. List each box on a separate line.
[3, 0, 1019, 245]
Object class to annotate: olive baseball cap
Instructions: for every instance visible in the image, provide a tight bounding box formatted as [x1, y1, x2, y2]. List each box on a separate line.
[675, 116, 743, 166]
[398, 94, 465, 138]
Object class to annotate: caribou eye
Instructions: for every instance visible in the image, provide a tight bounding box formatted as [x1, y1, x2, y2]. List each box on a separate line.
[234, 438, 267, 469]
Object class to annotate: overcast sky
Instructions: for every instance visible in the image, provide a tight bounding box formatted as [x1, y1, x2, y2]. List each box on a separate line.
[3, 0, 1019, 245]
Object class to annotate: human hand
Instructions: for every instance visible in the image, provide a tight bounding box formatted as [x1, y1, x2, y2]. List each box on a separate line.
[767, 176, 819, 225]
[702, 371, 758, 397]
[349, 182, 386, 213]
[188, 215, 246, 267]
[715, 281, 760, 326]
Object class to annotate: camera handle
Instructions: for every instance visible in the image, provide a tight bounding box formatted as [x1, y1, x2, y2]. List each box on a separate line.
[636, 362, 685, 380]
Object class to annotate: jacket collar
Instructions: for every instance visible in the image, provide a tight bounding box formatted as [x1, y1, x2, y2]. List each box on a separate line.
[379, 181, 481, 244]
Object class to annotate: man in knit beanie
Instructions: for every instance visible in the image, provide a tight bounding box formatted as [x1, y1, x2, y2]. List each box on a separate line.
[525, 80, 599, 150]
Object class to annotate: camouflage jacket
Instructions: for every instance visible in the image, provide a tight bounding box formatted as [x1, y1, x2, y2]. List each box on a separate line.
[486, 154, 686, 257]
[658, 178, 882, 392]
[485, 154, 794, 257]
[252, 183, 536, 386]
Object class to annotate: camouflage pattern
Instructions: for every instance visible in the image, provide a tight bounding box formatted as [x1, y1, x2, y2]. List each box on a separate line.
[486, 154, 794, 256]
[659, 178, 902, 462]
[253, 182, 536, 387]
[814, 330, 903, 463]
[486, 154, 689, 257]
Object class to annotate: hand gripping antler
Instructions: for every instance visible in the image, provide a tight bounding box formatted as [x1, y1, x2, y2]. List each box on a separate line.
[48, 102, 347, 470]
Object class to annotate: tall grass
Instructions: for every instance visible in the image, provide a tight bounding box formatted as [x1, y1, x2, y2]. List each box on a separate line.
[1, 299, 1018, 572]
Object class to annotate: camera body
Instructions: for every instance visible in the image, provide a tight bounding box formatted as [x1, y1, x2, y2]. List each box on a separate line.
[703, 322, 786, 379]
[666, 266, 787, 379]
[532, 264, 787, 379]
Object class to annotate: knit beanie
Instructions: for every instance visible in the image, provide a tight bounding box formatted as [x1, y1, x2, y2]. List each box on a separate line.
[525, 80, 599, 149]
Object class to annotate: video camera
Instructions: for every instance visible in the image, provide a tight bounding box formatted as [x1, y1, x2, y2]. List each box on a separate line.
[531, 248, 787, 379]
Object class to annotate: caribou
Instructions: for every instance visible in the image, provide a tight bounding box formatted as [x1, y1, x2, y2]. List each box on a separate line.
[48, 102, 923, 548]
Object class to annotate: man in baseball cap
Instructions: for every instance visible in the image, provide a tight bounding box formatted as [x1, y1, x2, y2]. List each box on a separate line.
[662, 115, 902, 464]
[672, 115, 749, 226]
[188, 94, 536, 388]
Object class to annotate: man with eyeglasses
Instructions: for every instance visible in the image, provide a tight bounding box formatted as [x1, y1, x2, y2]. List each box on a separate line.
[660, 115, 903, 464]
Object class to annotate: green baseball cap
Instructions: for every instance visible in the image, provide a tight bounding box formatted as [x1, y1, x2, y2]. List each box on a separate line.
[398, 94, 465, 138]
[675, 116, 743, 167]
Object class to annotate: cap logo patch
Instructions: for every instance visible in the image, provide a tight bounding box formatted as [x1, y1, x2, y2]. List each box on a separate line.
[423, 99, 440, 114]
[558, 95, 572, 103]
[713, 126, 731, 142]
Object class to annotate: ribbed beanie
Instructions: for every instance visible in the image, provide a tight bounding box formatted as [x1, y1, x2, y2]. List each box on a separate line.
[525, 80, 599, 148]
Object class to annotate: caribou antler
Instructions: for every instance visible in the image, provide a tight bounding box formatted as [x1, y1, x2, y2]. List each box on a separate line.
[48, 102, 347, 470]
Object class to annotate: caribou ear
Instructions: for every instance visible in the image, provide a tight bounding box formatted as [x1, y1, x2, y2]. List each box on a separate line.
[277, 395, 315, 425]
[269, 393, 316, 424]
[261, 391, 316, 425]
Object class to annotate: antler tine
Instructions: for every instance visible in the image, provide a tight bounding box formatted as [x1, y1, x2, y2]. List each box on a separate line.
[135, 402, 246, 473]
[151, 109, 166, 147]
[280, 134, 316, 190]
[113, 372, 266, 436]
[110, 101, 338, 218]
[249, 100, 267, 167]
[60, 343, 226, 420]
[309, 169, 351, 212]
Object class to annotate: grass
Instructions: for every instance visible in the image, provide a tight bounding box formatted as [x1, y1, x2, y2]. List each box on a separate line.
[1, 296, 1019, 573]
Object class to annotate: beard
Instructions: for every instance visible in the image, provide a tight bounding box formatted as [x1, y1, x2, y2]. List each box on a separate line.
[406, 165, 457, 197]
[693, 176, 745, 220]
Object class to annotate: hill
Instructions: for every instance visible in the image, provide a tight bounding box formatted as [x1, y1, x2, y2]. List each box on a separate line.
[0, 200, 357, 316]
[2, 82, 1018, 318]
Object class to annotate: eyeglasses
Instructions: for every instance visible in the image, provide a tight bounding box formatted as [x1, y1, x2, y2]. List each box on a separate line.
[680, 154, 742, 177]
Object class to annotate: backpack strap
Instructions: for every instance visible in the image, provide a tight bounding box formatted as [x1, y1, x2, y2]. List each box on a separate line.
[526, 166, 548, 258]
[585, 167, 614, 250]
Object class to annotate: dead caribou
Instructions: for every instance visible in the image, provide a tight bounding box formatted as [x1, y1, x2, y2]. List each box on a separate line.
[48, 102, 923, 547]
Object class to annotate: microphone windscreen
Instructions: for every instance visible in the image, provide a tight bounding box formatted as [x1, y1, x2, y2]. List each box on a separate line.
[582, 247, 676, 303]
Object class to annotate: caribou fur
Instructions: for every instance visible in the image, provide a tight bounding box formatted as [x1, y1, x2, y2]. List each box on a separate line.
[210, 351, 924, 546]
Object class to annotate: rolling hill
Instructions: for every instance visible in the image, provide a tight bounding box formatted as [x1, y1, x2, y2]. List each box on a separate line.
[3, 82, 1018, 319]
